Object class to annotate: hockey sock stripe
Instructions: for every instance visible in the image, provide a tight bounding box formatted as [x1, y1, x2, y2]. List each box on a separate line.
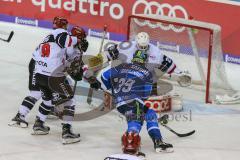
[63, 110, 74, 116]
[24, 100, 34, 106]
[26, 96, 37, 103]
[21, 96, 37, 110]
[39, 103, 52, 115]
[63, 108, 75, 112]
[147, 126, 160, 132]
[63, 106, 75, 117]
[40, 105, 51, 112]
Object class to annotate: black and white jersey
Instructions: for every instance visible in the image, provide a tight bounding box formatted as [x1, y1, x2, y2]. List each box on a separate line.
[33, 28, 77, 77]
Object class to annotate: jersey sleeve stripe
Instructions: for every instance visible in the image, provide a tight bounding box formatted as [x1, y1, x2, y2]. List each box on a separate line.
[167, 64, 176, 74]
[68, 36, 72, 47]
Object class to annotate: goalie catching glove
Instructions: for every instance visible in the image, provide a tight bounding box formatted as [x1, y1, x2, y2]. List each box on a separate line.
[176, 70, 192, 87]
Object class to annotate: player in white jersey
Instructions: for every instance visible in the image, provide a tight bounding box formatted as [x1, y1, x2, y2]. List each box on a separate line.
[105, 32, 191, 95]
[31, 25, 91, 144]
[9, 16, 71, 128]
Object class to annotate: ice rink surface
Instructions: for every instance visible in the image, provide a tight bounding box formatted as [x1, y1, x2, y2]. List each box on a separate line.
[0, 22, 240, 160]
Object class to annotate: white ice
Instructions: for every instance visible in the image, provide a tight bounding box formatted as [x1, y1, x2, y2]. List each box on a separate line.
[0, 22, 240, 160]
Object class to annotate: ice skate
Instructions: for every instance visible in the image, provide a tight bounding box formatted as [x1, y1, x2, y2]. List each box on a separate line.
[153, 139, 174, 153]
[8, 113, 28, 128]
[32, 117, 50, 135]
[62, 123, 80, 144]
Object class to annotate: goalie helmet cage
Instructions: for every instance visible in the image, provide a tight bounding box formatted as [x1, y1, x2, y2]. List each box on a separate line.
[127, 14, 234, 103]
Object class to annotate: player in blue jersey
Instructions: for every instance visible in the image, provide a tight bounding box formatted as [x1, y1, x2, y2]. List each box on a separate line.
[101, 50, 174, 155]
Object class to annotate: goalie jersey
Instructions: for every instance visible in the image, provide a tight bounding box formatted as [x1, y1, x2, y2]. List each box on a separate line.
[117, 41, 177, 81]
[101, 63, 153, 107]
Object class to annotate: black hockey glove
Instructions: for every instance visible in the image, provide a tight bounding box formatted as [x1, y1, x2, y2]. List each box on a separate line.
[90, 80, 101, 90]
[70, 67, 83, 81]
[159, 114, 169, 125]
[106, 44, 119, 61]
[78, 38, 89, 52]
[86, 76, 101, 90]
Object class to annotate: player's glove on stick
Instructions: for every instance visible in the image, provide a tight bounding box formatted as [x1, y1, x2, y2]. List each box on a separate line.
[90, 79, 101, 90]
[86, 76, 101, 90]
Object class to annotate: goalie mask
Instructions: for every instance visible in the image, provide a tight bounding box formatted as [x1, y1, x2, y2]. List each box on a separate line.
[135, 32, 150, 51]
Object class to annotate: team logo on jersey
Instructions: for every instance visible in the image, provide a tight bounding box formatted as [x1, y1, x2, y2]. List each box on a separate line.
[36, 60, 47, 67]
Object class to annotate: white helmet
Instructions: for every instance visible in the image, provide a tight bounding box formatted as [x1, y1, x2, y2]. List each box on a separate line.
[135, 32, 150, 50]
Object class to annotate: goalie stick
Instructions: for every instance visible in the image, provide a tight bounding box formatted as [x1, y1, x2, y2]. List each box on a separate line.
[0, 31, 14, 43]
[158, 114, 195, 137]
[87, 25, 107, 105]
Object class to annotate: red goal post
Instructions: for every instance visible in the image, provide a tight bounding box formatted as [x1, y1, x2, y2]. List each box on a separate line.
[127, 14, 234, 103]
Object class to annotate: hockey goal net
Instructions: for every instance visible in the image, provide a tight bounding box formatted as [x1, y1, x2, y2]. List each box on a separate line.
[127, 14, 235, 103]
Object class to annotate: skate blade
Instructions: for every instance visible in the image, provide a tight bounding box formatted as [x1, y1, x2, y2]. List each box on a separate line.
[62, 138, 81, 145]
[155, 148, 174, 153]
[31, 130, 49, 135]
[8, 121, 28, 128]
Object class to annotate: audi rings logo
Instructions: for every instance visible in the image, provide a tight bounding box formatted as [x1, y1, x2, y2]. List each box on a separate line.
[132, 0, 189, 32]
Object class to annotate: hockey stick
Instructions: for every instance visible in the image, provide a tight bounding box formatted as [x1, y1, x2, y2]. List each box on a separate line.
[73, 80, 78, 95]
[102, 90, 194, 137]
[0, 31, 14, 42]
[158, 115, 195, 137]
[87, 25, 107, 105]
[161, 124, 195, 137]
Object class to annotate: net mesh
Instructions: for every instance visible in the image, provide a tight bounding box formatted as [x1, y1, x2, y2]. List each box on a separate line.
[128, 15, 234, 103]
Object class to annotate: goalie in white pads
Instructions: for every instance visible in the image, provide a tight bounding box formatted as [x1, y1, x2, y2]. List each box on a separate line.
[103, 32, 191, 113]
[105, 32, 192, 96]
